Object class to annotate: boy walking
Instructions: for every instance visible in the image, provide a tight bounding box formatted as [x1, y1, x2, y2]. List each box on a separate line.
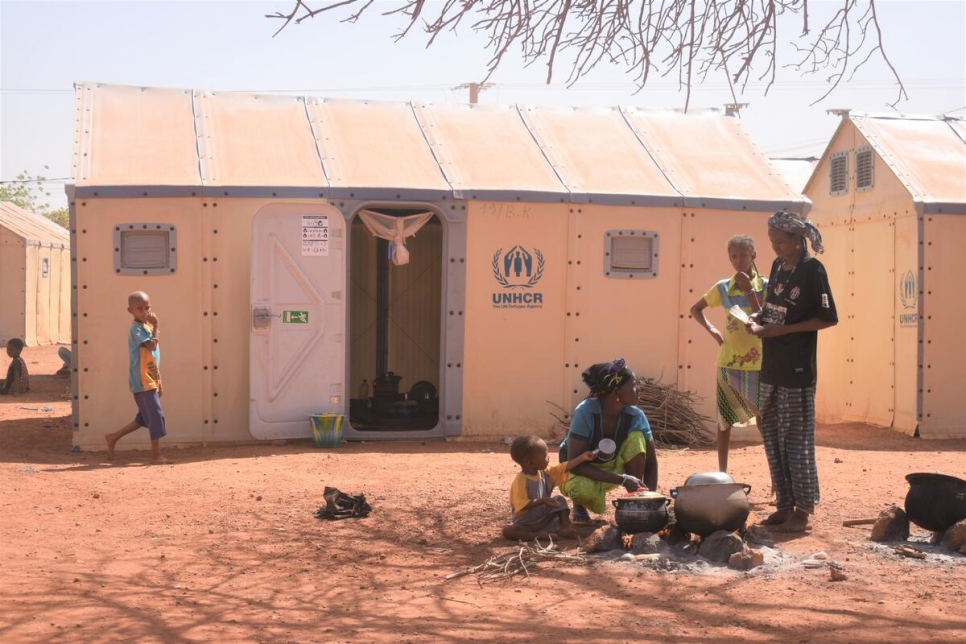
[502, 436, 594, 541]
[105, 291, 169, 464]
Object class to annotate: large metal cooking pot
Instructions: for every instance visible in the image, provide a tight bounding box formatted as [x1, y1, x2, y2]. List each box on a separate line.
[612, 492, 670, 534]
[904, 473, 966, 532]
[670, 483, 752, 537]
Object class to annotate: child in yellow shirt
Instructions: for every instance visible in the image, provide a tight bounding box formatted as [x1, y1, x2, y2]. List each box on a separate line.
[502, 436, 594, 541]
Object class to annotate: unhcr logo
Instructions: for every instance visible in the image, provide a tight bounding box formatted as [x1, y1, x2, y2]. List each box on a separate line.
[899, 269, 917, 327]
[491, 245, 545, 309]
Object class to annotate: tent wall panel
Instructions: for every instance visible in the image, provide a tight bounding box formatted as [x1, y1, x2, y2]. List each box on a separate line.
[462, 202, 570, 438]
[893, 211, 920, 433]
[72, 199, 207, 450]
[0, 230, 25, 344]
[920, 215, 966, 438]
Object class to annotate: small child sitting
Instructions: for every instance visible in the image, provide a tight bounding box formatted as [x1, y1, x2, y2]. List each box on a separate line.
[502, 436, 594, 541]
[0, 338, 30, 395]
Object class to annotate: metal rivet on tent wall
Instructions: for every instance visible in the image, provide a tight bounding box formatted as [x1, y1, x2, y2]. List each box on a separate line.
[213, 284, 218, 289]
[213, 312, 218, 316]
[82, 285, 87, 289]
[575, 312, 580, 316]
[446, 415, 452, 420]
[204, 420, 209, 424]
[213, 257, 218, 262]
[203, 366, 208, 370]
[447, 363, 452, 367]
[213, 393, 218, 397]
[83, 340, 88, 344]
[203, 258, 208, 262]
[575, 338, 580, 342]
[213, 338, 218, 343]
[81, 202, 86, 206]
[203, 312, 208, 316]
[214, 420, 219, 424]
[203, 203, 208, 207]
[573, 389, 578, 394]
[565, 363, 570, 368]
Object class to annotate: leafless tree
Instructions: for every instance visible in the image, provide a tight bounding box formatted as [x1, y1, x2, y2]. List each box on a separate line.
[267, 1, 906, 108]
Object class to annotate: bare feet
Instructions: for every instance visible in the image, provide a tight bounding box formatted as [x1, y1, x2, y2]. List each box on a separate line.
[760, 509, 793, 526]
[104, 433, 117, 460]
[775, 509, 811, 533]
[151, 455, 172, 465]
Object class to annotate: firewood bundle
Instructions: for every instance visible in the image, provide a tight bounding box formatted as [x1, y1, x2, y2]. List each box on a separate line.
[635, 377, 714, 447]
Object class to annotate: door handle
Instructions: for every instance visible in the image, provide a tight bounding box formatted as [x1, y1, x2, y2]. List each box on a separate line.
[253, 306, 272, 329]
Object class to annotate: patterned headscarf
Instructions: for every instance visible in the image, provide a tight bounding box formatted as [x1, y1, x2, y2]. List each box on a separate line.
[768, 211, 824, 255]
[582, 358, 631, 398]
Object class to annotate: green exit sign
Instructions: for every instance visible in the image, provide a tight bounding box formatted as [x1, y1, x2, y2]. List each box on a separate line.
[282, 311, 309, 324]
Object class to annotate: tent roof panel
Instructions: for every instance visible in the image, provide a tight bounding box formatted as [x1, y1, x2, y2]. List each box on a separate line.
[77, 83, 200, 187]
[0, 201, 70, 245]
[203, 92, 327, 188]
[413, 103, 565, 195]
[850, 114, 966, 204]
[519, 106, 679, 198]
[623, 108, 800, 202]
[307, 99, 449, 192]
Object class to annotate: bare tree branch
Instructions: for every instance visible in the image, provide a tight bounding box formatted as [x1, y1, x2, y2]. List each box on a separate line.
[267, 0, 907, 106]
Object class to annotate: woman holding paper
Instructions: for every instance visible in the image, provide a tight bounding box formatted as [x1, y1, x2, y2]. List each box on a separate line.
[690, 234, 766, 473]
[746, 211, 838, 534]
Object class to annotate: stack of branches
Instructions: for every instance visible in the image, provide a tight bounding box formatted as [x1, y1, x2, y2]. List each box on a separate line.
[636, 377, 714, 447]
[445, 539, 590, 585]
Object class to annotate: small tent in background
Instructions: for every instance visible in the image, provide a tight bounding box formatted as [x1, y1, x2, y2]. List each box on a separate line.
[0, 201, 71, 347]
[805, 112, 966, 439]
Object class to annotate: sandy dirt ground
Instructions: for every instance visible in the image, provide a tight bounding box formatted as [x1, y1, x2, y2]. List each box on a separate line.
[1, 345, 965, 643]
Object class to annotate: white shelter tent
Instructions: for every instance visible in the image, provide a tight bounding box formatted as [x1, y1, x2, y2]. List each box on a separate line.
[0, 201, 71, 346]
[68, 82, 806, 450]
[805, 112, 966, 439]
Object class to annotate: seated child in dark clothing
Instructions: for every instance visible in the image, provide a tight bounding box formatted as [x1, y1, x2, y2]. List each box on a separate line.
[0, 338, 30, 395]
[502, 436, 594, 541]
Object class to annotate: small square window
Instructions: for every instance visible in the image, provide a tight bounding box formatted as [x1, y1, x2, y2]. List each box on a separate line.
[830, 152, 848, 196]
[604, 230, 659, 279]
[856, 147, 874, 191]
[114, 223, 177, 275]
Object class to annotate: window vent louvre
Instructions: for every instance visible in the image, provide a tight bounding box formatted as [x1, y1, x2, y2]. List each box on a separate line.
[830, 152, 849, 196]
[856, 148, 874, 191]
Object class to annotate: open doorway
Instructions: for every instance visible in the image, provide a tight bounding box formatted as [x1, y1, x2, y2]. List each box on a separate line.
[348, 208, 442, 432]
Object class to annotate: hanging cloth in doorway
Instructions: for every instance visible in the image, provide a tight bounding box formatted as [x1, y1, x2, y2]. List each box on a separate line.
[358, 210, 435, 266]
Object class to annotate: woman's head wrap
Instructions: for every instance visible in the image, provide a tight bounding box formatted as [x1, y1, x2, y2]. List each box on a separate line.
[768, 211, 824, 255]
[582, 358, 632, 398]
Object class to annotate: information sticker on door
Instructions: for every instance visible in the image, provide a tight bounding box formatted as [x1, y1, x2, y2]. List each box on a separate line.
[282, 311, 309, 324]
[302, 215, 329, 256]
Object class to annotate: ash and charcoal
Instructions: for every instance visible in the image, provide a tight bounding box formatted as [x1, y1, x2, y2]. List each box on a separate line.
[581, 523, 801, 576]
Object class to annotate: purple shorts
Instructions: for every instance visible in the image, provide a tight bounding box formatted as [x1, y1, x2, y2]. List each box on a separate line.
[134, 390, 166, 441]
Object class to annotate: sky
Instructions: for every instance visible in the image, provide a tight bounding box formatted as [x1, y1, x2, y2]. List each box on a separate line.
[1, 0, 964, 210]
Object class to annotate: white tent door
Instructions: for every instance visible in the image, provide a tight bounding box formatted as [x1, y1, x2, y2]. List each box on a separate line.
[250, 206, 346, 440]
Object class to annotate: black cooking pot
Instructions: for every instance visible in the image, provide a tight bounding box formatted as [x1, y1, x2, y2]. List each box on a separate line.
[904, 473, 966, 532]
[612, 493, 670, 534]
[670, 483, 752, 537]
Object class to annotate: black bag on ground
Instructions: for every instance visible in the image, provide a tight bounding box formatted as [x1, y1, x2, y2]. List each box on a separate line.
[314, 486, 372, 520]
